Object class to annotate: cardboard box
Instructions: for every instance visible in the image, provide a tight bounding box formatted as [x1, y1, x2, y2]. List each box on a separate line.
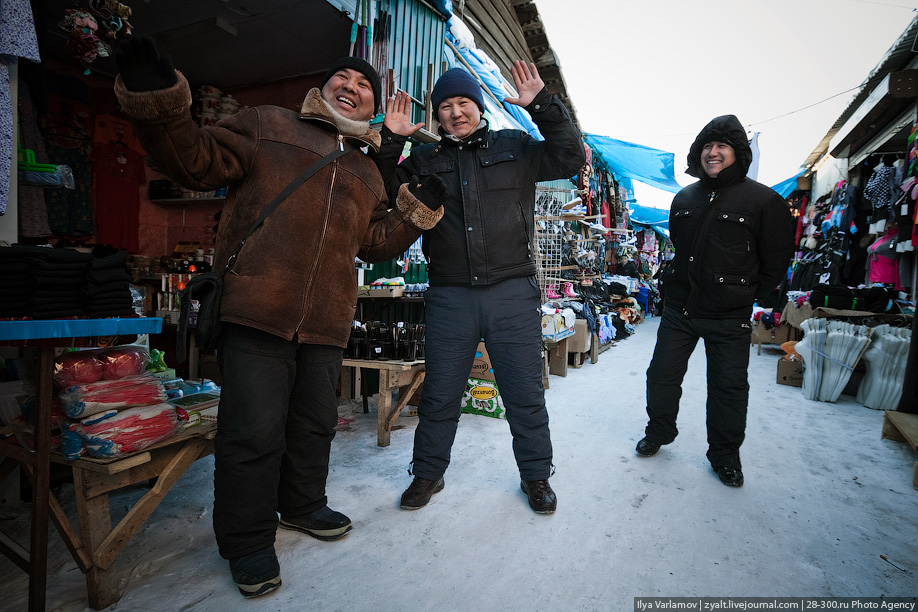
[567, 319, 592, 353]
[460, 377, 505, 419]
[356, 285, 405, 298]
[469, 342, 496, 382]
[777, 357, 803, 387]
[541, 313, 575, 341]
[751, 320, 794, 345]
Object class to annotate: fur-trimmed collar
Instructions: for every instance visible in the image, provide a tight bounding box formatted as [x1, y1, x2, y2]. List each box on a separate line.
[299, 88, 381, 150]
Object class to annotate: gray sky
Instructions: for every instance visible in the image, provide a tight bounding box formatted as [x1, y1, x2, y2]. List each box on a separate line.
[536, 0, 918, 207]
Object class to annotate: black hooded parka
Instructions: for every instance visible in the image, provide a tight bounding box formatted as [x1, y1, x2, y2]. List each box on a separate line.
[663, 115, 794, 318]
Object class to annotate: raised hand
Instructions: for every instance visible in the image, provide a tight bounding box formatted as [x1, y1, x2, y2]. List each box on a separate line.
[115, 36, 177, 92]
[383, 90, 424, 137]
[503, 60, 544, 108]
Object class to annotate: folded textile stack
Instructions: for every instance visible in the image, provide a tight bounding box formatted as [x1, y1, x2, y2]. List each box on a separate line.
[0, 245, 91, 319]
[0, 249, 32, 317]
[84, 250, 134, 318]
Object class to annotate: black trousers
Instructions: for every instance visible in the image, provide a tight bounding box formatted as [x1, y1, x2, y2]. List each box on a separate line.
[411, 276, 553, 482]
[213, 323, 343, 559]
[644, 306, 751, 469]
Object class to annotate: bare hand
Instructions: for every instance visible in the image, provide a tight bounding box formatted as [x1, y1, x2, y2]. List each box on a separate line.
[383, 90, 424, 137]
[503, 60, 544, 108]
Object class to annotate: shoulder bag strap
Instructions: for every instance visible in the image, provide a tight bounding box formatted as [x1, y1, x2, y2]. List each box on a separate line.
[223, 143, 353, 275]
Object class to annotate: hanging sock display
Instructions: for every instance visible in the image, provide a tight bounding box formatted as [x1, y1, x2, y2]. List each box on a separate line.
[855, 324, 911, 411]
[795, 318, 871, 403]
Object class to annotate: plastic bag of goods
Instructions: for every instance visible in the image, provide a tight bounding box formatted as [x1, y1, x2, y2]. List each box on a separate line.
[53, 346, 151, 388]
[59, 403, 189, 460]
[58, 374, 166, 418]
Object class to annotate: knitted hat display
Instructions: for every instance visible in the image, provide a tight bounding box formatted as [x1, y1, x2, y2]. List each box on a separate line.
[431, 68, 485, 112]
[321, 56, 382, 113]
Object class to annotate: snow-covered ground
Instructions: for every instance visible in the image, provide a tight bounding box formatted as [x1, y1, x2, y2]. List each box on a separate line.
[1, 315, 916, 611]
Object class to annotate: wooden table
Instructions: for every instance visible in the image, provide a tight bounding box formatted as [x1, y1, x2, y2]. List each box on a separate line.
[54, 423, 216, 609]
[341, 358, 425, 447]
[0, 318, 162, 611]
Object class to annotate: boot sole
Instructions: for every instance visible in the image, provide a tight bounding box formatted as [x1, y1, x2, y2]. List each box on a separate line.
[236, 577, 281, 598]
[278, 520, 352, 541]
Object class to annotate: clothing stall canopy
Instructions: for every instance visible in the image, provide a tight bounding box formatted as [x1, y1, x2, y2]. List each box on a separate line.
[771, 169, 806, 199]
[583, 133, 682, 194]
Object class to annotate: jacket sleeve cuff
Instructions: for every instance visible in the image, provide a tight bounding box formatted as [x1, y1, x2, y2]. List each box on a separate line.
[524, 87, 554, 114]
[396, 183, 443, 230]
[114, 70, 193, 120]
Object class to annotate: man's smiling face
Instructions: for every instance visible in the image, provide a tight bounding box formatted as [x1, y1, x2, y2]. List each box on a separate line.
[700, 141, 736, 179]
[321, 68, 375, 121]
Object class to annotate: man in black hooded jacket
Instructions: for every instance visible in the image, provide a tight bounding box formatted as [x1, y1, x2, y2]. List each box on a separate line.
[634, 115, 794, 487]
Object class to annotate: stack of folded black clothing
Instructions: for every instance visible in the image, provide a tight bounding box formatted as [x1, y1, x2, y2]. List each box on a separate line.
[0, 245, 92, 319]
[0, 248, 33, 317]
[84, 250, 134, 318]
[32, 248, 93, 318]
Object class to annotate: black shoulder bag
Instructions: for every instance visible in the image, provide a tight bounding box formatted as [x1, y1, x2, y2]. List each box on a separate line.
[177, 145, 351, 362]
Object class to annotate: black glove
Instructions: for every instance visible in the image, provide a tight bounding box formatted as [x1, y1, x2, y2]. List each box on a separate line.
[408, 174, 450, 209]
[115, 36, 178, 92]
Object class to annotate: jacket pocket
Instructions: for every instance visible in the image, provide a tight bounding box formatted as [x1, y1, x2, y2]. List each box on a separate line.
[714, 210, 756, 251]
[479, 151, 519, 191]
[712, 270, 756, 310]
[418, 160, 456, 176]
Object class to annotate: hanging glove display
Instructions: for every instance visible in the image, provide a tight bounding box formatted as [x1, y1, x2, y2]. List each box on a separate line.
[114, 35, 178, 92]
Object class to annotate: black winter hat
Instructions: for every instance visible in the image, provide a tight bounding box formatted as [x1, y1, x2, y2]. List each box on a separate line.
[321, 56, 382, 114]
[431, 68, 485, 113]
[685, 114, 753, 178]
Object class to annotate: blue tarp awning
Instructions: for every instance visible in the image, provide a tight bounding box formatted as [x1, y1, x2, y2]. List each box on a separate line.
[770, 169, 806, 199]
[584, 133, 683, 194]
[629, 202, 671, 239]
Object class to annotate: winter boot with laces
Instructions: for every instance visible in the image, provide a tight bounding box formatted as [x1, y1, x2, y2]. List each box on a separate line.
[520, 479, 557, 514]
[400, 476, 445, 509]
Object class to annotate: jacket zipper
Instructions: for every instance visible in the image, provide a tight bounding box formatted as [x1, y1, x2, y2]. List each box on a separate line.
[517, 201, 533, 257]
[295, 137, 342, 334]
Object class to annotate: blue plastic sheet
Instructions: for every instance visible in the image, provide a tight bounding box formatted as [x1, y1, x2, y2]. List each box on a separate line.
[584, 133, 682, 194]
[770, 170, 805, 199]
[629, 202, 672, 239]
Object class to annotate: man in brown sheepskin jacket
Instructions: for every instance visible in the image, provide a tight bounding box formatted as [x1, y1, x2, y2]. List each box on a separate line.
[114, 36, 449, 598]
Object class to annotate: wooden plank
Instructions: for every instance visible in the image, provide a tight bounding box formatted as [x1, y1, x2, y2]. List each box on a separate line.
[547, 338, 568, 377]
[22, 464, 92, 572]
[93, 438, 209, 570]
[883, 411, 918, 451]
[73, 469, 120, 610]
[387, 371, 426, 430]
[377, 370, 393, 448]
[77, 440, 215, 500]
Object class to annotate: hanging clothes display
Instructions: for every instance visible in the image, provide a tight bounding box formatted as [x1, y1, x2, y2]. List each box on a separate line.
[44, 74, 96, 237]
[863, 161, 897, 233]
[866, 225, 902, 289]
[0, 0, 41, 215]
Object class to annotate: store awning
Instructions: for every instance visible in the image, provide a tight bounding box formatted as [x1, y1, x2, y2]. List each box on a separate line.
[583, 133, 683, 194]
[770, 169, 806, 199]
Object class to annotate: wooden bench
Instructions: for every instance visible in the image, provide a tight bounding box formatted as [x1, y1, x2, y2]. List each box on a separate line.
[340, 358, 425, 447]
[881, 410, 918, 489]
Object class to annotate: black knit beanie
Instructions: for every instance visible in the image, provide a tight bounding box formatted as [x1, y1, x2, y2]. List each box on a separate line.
[431, 68, 485, 112]
[321, 56, 382, 114]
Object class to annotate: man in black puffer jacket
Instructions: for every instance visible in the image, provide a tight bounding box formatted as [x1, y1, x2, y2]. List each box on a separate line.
[374, 63, 585, 514]
[634, 115, 794, 487]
